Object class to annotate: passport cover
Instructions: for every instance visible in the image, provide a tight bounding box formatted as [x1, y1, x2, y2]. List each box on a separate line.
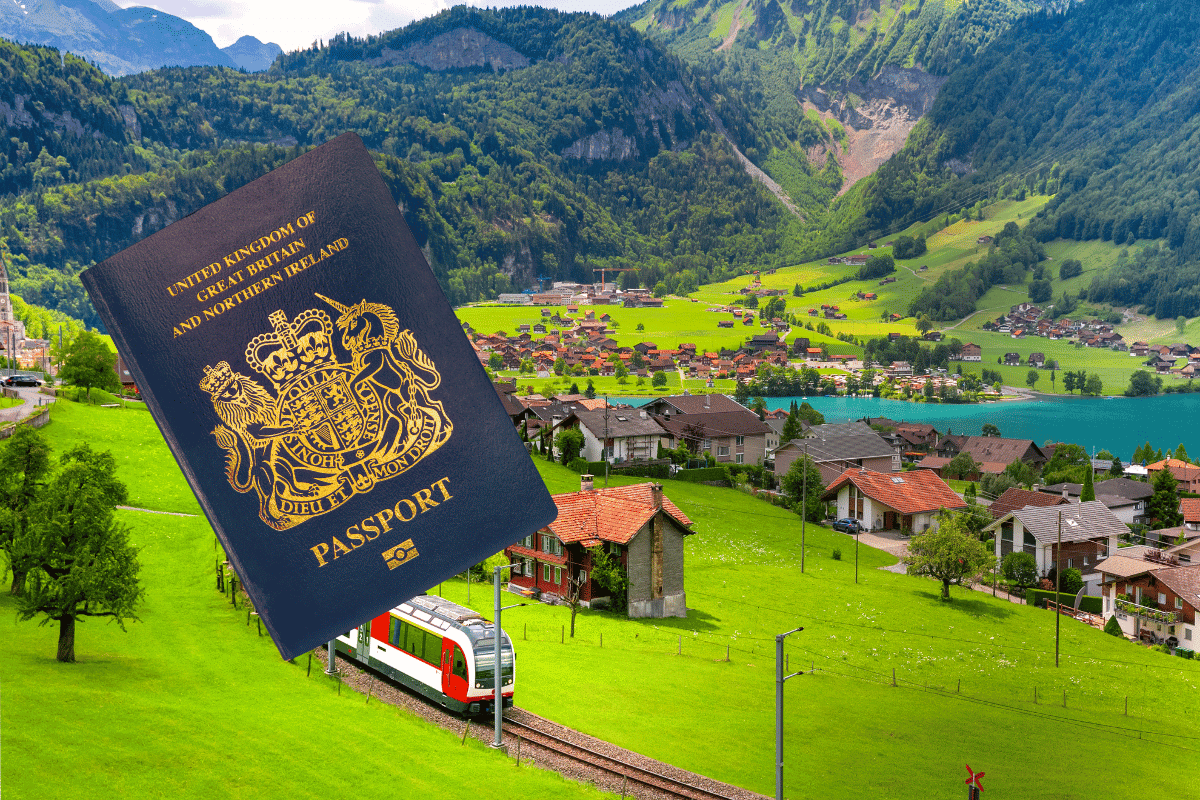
[81, 132, 557, 660]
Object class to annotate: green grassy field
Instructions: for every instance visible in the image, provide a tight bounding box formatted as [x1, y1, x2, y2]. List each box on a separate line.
[9, 395, 1199, 799]
[442, 459, 1200, 799]
[1, 400, 611, 800]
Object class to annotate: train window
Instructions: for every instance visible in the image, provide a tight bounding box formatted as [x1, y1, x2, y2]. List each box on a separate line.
[452, 646, 468, 679]
[389, 616, 401, 647]
[474, 636, 514, 685]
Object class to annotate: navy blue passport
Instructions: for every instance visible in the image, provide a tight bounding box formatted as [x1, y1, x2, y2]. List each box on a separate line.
[81, 132, 557, 659]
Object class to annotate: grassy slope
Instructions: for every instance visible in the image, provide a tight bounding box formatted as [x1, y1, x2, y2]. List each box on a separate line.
[7, 402, 1200, 799]
[453, 458, 1200, 798]
[0, 402, 607, 800]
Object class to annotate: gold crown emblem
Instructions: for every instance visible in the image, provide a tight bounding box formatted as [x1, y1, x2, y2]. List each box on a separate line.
[199, 361, 236, 395]
[244, 309, 335, 388]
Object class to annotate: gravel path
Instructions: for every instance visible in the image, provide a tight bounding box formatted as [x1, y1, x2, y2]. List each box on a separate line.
[312, 647, 768, 800]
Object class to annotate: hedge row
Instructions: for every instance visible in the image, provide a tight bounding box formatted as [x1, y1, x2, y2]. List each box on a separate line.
[675, 466, 733, 486]
[1026, 589, 1102, 615]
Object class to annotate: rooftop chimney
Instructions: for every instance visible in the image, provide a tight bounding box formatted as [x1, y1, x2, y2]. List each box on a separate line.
[1062, 486, 1069, 500]
[650, 483, 663, 510]
[581, 474, 594, 492]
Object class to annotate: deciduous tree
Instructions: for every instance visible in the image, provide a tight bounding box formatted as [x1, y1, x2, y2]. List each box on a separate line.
[905, 513, 993, 600]
[782, 454, 824, 522]
[59, 330, 119, 399]
[0, 426, 52, 595]
[16, 445, 140, 662]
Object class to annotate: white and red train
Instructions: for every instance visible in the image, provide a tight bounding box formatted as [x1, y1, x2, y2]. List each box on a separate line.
[334, 594, 514, 716]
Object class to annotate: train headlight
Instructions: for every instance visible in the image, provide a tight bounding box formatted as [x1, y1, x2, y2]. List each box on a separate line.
[475, 682, 483, 689]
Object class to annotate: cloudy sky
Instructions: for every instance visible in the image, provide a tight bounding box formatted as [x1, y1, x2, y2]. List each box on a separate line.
[114, 0, 644, 52]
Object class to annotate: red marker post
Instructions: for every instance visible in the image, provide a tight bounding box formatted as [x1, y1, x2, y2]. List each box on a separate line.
[965, 764, 985, 800]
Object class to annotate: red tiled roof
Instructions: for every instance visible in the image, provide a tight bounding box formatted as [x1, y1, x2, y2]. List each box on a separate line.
[1180, 498, 1200, 523]
[822, 469, 967, 515]
[544, 483, 693, 546]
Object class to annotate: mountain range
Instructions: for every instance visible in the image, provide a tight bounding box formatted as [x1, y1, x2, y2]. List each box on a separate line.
[3, 0, 1200, 332]
[0, 0, 281, 75]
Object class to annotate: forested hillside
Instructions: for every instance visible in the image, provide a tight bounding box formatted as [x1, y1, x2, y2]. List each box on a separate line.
[618, 0, 1064, 216]
[841, 0, 1200, 318]
[0, 7, 791, 328]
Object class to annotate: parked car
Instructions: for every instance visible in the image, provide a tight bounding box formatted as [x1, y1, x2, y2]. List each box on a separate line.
[3, 374, 42, 387]
[831, 518, 861, 534]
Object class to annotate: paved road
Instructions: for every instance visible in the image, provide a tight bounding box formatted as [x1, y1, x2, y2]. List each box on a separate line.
[0, 383, 50, 423]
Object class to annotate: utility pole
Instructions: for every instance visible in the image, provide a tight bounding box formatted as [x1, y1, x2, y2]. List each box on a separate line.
[1055, 510, 1062, 668]
[775, 627, 804, 800]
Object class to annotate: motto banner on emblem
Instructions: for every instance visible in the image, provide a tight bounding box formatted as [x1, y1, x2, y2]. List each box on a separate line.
[82, 133, 558, 660]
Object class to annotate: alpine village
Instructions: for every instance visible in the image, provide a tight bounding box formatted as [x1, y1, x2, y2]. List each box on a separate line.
[4, 1, 1200, 799]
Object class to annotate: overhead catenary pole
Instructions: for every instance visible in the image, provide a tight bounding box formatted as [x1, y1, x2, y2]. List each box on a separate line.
[492, 563, 525, 749]
[775, 626, 804, 800]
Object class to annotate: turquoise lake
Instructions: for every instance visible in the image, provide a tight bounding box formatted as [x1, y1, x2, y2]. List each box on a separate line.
[625, 394, 1194, 462]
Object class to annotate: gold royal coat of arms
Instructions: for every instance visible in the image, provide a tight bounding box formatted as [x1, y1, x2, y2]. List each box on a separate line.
[199, 294, 452, 531]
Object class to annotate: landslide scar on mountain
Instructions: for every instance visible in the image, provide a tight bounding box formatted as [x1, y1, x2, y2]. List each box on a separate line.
[800, 66, 947, 195]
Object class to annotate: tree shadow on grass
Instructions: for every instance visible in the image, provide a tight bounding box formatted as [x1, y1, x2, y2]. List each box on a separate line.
[912, 588, 1018, 621]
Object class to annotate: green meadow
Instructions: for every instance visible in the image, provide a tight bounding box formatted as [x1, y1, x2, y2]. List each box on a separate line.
[462, 195, 1196, 398]
[0, 401, 609, 800]
[5, 401, 1197, 799]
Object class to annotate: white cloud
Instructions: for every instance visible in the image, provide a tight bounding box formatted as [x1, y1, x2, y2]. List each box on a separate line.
[114, 0, 640, 51]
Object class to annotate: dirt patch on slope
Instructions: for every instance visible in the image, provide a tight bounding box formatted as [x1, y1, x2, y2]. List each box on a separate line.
[800, 66, 947, 195]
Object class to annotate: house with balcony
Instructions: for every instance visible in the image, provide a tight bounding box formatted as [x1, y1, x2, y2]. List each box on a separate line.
[504, 477, 694, 618]
[984, 501, 1127, 595]
[559, 408, 667, 464]
[1097, 547, 1199, 648]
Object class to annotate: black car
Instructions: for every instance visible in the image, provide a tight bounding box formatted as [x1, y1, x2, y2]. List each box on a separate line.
[831, 518, 861, 534]
[3, 374, 42, 387]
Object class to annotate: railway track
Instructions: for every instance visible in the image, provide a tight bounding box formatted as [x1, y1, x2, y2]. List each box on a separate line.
[502, 715, 751, 800]
[318, 648, 764, 800]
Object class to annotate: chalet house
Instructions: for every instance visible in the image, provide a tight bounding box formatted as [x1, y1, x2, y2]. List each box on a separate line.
[1147, 458, 1200, 493]
[822, 468, 966, 533]
[1028, 352, 1046, 368]
[929, 435, 1047, 474]
[1004, 352, 1021, 365]
[984, 501, 1126, 594]
[1097, 549, 1199, 647]
[504, 478, 694, 618]
[773, 421, 899, 483]
[559, 408, 667, 465]
[645, 393, 772, 466]
[888, 361, 912, 377]
[977, 235, 993, 244]
[1037, 477, 1152, 526]
[960, 343, 983, 362]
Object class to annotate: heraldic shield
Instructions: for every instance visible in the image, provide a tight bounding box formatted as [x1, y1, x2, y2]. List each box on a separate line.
[199, 295, 453, 531]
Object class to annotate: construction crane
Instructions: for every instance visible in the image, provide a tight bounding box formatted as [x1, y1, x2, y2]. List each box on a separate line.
[591, 266, 637, 292]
